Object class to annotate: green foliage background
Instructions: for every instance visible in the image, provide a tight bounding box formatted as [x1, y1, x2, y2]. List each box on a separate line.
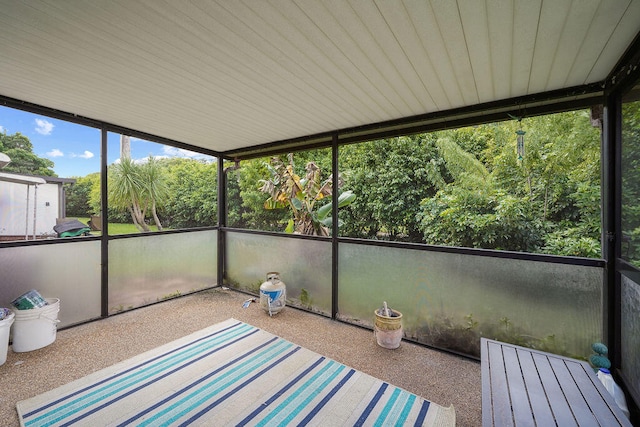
[337, 110, 601, 257]
[622, 99, 640, 265]
[3, 109, 608, 258]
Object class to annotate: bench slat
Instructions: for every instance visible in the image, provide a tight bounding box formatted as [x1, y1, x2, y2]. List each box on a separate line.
[503, 346, 535, 425]
[487, 340, 514, 426]
[547, 356, 599, 426]
[517, 350, 557, 426]
[531, 352, 578, 426]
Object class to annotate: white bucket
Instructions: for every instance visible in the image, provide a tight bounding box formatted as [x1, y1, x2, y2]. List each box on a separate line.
[0, 311, 15, 365]
[12, 298, 60, 352]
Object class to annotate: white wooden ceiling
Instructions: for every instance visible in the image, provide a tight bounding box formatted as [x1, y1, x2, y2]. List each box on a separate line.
[0, 0, 639, 154]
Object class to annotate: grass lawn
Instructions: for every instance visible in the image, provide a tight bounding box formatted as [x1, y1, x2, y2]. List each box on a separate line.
[77, 217, 163, 235]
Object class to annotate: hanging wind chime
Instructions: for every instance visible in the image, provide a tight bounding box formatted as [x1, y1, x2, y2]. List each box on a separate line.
[515, 118, 525, 162]
[508, 113, 526, 163]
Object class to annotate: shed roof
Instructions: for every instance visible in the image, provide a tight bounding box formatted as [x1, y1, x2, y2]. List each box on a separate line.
[0, 172, 46, 185]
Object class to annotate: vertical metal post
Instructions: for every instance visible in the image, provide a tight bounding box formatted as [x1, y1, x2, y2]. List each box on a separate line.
[602, 92, 621, 366]
[59, 182, 66, 218]
[100, 128, 109, 317]
[33, 184, 38, 239]
[25, 185, 30, 240]
[217, 157, 226, 288]
[331, 133, 339, 319]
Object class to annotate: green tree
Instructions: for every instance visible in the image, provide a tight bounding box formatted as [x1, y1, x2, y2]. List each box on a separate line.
[228, 149, 332, 232]
[417, 110, 601, 256]
[108, 157, 168, 232]
[418, 136, 544, 251]
[225, 110, 601, 257]
[163, 158, 217, 228]
[226, 158, 290, 231]
[65, 173, 99, 217]
[340, 135, 445, 241]
[0, 131, 56, 176]
[84, 172, 129, 224]
[492, 112, 601, 256]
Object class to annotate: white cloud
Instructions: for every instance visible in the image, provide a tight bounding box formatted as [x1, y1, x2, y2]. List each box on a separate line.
[72, 150, 94, 159]
[0, 125, 5, 133]
[70, 151, 94, 159]
[162, 145, 211, 159]
[35, 118, 54, 135]
[110, 147, 214, 167]
[47, 148, 64, 157]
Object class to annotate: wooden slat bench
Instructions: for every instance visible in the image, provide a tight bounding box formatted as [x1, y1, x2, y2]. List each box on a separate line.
[481, 338, 632, 426]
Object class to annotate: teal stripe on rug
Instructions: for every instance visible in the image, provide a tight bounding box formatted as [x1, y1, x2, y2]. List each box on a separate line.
[176, 345, 306, 427]
[374, 386, 402, 427]
[371, 386, 423, 427]
[400, 392, 417, 423]
[115, 339, 291, 426]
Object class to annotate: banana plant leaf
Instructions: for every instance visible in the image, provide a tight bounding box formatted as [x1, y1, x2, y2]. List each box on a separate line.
[285, 219, 295, 233]
[316, 191, 356, 220]
[264, 198, 287, 209]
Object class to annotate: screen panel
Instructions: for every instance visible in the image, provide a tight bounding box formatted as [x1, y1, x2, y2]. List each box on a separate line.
[108, 230, 217, 313]
[225, 232, 331, 315]
[338, 242, 602, 358]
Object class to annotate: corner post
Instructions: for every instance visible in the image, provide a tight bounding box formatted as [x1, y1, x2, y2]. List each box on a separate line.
[217, 157, 226, 288]
[602, 91, 621, 366]
[331, 133, 339, 319]
[100, 128, 109, 317]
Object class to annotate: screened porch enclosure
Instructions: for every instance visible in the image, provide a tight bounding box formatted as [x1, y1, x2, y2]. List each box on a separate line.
[1, 0, 640, 422]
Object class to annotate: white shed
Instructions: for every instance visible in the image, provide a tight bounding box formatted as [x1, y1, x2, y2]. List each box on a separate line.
[0, 172, 75, 241]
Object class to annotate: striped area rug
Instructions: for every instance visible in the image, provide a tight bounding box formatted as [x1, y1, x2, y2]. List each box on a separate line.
[17, 319, 455, 426]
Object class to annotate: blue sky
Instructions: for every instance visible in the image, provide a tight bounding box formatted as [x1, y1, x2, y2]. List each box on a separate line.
[0, 106, 214, 178]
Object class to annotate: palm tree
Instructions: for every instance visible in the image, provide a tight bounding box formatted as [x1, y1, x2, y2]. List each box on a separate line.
[108, 156, 167, 232]
[141, 156, 167, 231]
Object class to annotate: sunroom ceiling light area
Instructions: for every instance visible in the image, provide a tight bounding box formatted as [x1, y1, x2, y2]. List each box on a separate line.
[0, 0, 639, 154]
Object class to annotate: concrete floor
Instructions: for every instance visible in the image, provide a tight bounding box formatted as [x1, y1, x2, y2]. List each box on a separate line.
[0, 288, 481, 426]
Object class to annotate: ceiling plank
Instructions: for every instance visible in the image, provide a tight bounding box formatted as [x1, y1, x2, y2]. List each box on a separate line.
[429, 0, 479, 106]
[546, 0, 601, 88]
[528, 0, 572, 93]
[511, 0, 541, 97]
[458, 0, 493, 102]
[404, 0, 463, 108]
